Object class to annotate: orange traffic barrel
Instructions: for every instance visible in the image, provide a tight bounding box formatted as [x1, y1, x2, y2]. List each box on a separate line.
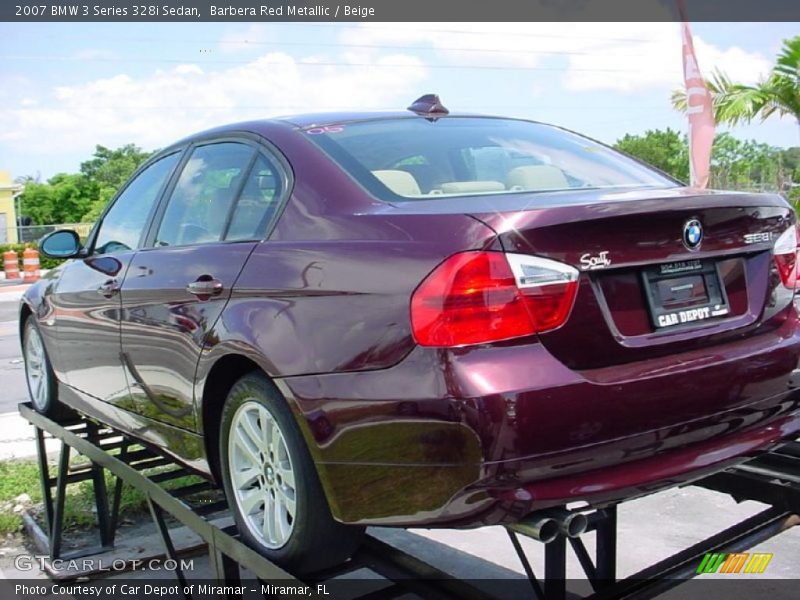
[22, 247, 40, 283]
[3, 250, 20, 280]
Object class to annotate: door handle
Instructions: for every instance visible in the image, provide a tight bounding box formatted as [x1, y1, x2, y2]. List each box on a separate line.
[186, 278, 224, 298]
[97, 279, 120, 298]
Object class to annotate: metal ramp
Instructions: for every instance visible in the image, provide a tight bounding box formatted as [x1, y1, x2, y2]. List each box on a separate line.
[18, 402, 800, 600]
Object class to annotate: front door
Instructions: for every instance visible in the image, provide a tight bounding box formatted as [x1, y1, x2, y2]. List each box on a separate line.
[119, 141, 286, 430]
[52, 151, 181, 404]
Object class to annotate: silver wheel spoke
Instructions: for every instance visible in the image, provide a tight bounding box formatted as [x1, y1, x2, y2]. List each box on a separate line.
[241, 413, 264, 454]
[233, 436, 260, 468]
[277, 460, 295, 490]
[269, 421, 280, 457]
[274, 495, 287, 540]
[262, 500, 276, 543]
[233, 466, 260, 489]
[277, 484, 296, 517]
[260, 407, 271, 450]
[238, 488, 264, 515]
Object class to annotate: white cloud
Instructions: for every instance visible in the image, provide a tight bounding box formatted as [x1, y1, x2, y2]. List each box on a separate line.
[217, 24, 274, 54]
[72, 48, 118, 61]
[562, 23, 771, 92]
[1, 49, 427, 158]
[0, 22, 778, 170]
[342, 22, 772, 94]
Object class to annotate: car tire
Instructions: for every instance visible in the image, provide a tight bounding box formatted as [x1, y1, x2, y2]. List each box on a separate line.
[22, 318, 72, 420]
[219, 372, 364, 573]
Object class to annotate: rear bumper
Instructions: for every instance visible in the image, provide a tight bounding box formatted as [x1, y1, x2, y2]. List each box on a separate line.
[492, 409, 800, 520]
[277, 306, 800, 526]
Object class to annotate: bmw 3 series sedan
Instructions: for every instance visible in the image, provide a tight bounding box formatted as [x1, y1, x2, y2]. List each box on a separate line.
[21, 96, 800, 572]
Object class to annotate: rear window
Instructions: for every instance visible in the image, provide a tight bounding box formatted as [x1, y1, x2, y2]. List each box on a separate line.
[306, 117, 674, 200]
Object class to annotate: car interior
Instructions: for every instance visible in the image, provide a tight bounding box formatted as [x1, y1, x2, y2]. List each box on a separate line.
[371, 164, 571, 197]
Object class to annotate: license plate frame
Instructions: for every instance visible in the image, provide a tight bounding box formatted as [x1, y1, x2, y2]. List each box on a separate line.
[641, 259, 730, 330]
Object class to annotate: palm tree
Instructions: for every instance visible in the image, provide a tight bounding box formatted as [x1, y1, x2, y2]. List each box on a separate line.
[672, 36, 799, 134]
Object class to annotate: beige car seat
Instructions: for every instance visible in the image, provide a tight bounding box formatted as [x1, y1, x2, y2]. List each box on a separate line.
[439, 181, 505, 194]
[508, 165, 569, 191]
[372, 170, 422, 196]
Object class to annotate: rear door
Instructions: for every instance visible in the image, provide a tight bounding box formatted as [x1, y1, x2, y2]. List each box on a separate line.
[52, 151, 181, 404]
[118, 139, 288, 430]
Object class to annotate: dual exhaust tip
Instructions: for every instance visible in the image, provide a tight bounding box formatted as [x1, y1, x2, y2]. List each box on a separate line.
[509, 508, 588, 544]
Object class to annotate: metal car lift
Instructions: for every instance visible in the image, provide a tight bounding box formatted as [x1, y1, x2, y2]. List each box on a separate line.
[19, 402, 800, 600]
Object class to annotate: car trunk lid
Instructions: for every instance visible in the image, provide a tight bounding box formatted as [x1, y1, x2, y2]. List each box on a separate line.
[456, 187, 795, 368]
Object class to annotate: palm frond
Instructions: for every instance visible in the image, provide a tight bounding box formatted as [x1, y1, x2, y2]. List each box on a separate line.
[773, 35, 800, 81]
[671, 39, 800, 126]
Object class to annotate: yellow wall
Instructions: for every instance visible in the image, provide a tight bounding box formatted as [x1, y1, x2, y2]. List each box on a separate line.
[0, 171, 20, 244]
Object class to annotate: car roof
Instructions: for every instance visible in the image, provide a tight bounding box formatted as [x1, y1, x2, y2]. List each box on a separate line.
[175, 110, 502, 141]
[269, 110, 495, 128]
[163, 110, 547, 155]
[272, 110, 417, 128]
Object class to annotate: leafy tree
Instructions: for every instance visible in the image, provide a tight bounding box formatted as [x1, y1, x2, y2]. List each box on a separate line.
[19, 174, 94, 225]
[615, 128, 689, 182]
[80, 144, 151, 189]
[710, 133, 782, 190]
[615, 129, 787, 191]
[79, 144, 153, 221]
[782, 147, 800, 180]
[17, 144, 153, 225]
[672, 36, 800, 133]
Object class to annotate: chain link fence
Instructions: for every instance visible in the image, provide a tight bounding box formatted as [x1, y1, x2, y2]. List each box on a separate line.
[16, 223, 94, 244]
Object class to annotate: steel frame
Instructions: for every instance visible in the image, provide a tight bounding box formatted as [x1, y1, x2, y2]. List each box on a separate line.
[20, 402, 800, 600]
[20, 402, 493, 600]
[503, 439, 800, 600]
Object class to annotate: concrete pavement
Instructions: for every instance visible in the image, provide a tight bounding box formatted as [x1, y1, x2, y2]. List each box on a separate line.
[0, 283, 54, 460]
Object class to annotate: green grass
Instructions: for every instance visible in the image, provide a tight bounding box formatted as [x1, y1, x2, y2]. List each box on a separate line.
[0, 458, 206, 535]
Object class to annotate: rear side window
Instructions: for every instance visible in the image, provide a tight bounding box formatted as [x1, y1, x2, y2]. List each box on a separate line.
[225, 155, 283, 241]
[155, 142, 254, 247]
[306, 117, 674, 200]
[94, 152, 179, 255]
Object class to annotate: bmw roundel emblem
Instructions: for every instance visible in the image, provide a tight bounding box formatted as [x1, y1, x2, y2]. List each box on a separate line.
[683, 219, 703, 251]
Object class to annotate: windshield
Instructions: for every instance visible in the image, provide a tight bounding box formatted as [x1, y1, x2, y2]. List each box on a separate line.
[306, 117, 675, 201]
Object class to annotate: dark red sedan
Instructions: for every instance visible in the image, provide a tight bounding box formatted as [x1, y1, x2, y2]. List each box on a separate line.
[21, 97, 800, 572]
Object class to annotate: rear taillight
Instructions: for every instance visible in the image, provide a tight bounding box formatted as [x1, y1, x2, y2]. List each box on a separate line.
[410, 251, 579, 347]
[773, 225, 799, 290]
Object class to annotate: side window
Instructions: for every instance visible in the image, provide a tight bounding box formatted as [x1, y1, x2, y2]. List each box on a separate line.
[155, 143, 254, 247]
[224, 155, 284, 241]
[93, 153, 179, 255]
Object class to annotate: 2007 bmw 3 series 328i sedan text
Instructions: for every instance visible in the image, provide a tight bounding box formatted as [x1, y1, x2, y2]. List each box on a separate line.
[20, 96, 800, 572]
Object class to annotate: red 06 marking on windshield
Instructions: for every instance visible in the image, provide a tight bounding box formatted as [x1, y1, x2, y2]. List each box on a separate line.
[306, 126, 344, 135]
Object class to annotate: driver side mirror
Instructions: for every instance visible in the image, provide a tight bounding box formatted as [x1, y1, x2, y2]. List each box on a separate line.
[39, 229, 82, 259]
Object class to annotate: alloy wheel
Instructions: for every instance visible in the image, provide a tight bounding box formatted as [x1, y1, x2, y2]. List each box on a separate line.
[227, 400, 297, 549]
[24, 325, 49, 411]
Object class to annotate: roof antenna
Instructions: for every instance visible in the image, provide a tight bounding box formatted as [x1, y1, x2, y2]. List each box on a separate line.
[407, 94, 449, 121]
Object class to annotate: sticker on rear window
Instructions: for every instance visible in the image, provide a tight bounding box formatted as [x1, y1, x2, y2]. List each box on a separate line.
[306, 126, 345, 135]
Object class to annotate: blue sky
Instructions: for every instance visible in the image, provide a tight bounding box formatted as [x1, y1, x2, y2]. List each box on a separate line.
[0, 22, 797, 180]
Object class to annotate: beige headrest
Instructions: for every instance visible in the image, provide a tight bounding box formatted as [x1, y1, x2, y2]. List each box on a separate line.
[508, 165, 569, 191]
[372, 170, 421, 196]
[438, 181, 505, 194]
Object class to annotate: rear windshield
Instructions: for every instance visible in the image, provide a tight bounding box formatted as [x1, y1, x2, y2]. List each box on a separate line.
[306, 117, 674, 200]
